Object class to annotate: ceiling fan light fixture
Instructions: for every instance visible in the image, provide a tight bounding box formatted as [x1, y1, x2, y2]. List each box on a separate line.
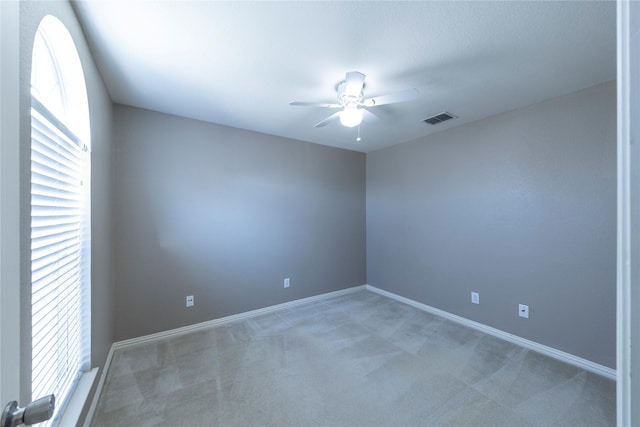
[289, 71, 418, 130]
[340, 107, 363, 127]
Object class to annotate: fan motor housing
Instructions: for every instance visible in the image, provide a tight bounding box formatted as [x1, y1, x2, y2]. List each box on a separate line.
[337, 81, 362, 107]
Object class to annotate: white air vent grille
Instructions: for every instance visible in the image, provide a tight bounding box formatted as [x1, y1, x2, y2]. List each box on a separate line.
[423, 112, 457, 125]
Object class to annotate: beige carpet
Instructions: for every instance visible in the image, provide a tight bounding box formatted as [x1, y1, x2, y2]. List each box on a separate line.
[92, 290, 615, 426]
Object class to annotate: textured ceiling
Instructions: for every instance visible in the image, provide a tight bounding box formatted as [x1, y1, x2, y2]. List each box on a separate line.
[72, 1, 616, 153]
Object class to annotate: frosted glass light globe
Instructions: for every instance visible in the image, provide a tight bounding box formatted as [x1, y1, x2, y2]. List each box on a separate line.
[340, 107, 363, 127]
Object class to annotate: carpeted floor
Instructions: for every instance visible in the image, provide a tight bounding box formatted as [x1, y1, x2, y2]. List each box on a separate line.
[91, 290, 615, 426]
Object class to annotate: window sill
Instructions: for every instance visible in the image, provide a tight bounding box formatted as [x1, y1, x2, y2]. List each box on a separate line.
[58, 368, 98, 427]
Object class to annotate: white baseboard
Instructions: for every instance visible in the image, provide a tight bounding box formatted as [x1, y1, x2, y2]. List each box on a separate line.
[365, 285, 616, 380]
[113, 285, 367, 350]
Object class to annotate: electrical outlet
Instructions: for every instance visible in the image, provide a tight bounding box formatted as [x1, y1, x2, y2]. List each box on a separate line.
[284, 278, 290, 288]
[519, 304, 529, 319]
[186, 295, 194, 307]
[471, 292, 479, 304]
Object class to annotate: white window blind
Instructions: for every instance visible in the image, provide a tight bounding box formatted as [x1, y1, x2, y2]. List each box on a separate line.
[31, 95, 91, 426]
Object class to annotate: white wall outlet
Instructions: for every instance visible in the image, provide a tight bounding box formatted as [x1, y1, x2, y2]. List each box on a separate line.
[519, 304, 529, 318]
[284, 278, 290, 288]
[186, 295, 194, 307]
[471, 292, 479, 304]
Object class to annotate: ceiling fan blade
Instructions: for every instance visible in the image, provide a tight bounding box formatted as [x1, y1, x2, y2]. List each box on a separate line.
[363, 88, 419, 107]
[289, 101, 341, 108]
[314, 111, 341, 128]
[345, 71, 366, 97]
[362, 109, 380, 124]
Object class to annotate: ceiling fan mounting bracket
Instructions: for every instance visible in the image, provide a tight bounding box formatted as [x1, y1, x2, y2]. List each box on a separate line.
[337, 81, 363, 108]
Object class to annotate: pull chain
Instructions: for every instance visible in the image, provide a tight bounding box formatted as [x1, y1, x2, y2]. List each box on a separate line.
[356, 125, 361, 142]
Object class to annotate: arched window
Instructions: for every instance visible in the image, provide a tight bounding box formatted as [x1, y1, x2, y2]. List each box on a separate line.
[30, 15, 91, 426]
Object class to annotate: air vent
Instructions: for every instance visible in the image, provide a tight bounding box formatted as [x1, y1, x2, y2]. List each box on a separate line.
[423, 112, 457, 125]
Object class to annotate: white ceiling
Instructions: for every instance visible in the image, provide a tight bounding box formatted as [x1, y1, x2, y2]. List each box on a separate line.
[72, 1, 616, 153]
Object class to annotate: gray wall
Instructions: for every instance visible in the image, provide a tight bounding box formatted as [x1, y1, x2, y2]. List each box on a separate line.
[112, 105, 366, 341]
[17, 0, 115, 411]
[367, 81, 616, 368]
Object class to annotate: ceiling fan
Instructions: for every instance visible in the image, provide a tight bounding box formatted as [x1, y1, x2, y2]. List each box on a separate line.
[289, 71, 419, 128]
